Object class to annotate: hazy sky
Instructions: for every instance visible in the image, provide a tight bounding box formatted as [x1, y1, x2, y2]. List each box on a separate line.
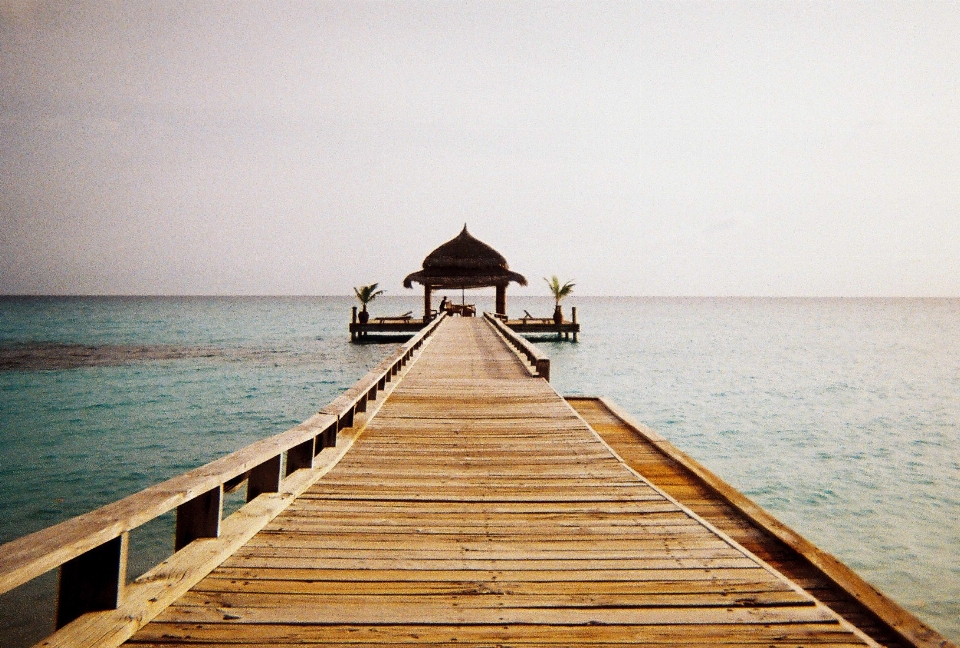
[2, 1, 959, 296]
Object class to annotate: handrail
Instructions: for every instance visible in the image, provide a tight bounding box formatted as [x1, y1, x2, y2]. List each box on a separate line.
[322, 312, 445, 423]
[483, 311, 550, 381]
[0, 312, 447, 629]
[0, 412, 335, 594]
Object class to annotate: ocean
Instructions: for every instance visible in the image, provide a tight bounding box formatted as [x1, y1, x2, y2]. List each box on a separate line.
[0, 295, 957, 643]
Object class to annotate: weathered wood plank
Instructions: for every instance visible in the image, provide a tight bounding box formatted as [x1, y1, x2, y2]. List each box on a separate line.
[127, 621, 873, 645]
[151, 601, 838, 625]
[192, 577, 796, 596]
[171, 589, 811, 610]
[207, 565, 782, 583]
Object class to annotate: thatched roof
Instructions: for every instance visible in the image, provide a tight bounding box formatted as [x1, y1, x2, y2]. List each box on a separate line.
[403, 225, 527, 290]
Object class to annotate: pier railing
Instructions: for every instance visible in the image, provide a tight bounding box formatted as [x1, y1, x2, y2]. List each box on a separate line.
[0, 313, 446, 644]
[484, 311, 550, 380]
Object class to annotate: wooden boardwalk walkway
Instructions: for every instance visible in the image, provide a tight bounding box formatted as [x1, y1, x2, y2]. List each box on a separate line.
[125, 318, 876, 646]
[568, 398, 942, 648]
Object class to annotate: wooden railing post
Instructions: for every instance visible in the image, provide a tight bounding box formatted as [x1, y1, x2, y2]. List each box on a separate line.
[175, 486, 223, 551]
[320, 419, 338, 449]
[247, 455, 282, 502]
[536, 358, 551, 381]
[286, 438, 315, 475]
[56, 533, 128, 628]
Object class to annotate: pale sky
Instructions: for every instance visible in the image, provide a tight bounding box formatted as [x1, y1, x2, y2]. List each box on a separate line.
[1, 1, 958, 296]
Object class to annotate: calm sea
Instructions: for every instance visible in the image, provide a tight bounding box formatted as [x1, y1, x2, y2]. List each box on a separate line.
[1, 296, 957, 643]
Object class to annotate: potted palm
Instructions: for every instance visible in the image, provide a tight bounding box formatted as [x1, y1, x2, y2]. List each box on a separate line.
[544, 276, 575, 325]
[354, 283, 385, 324]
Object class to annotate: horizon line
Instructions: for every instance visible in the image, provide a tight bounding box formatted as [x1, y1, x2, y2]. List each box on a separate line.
[2, 294, 958, 300]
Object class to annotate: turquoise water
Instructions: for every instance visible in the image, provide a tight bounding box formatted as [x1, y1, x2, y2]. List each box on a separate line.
[0, 296, 957, 642]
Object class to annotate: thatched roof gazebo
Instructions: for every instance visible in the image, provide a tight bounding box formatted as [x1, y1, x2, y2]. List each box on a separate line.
[404, 225, 527, 321]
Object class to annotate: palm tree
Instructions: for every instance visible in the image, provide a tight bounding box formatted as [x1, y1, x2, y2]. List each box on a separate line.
[354, 283, 385, 323]
[544, 276, 575, 324]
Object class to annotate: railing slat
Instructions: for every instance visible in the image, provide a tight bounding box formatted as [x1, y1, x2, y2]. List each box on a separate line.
[285, 438, 315, 475]
[56, 533, 128, 628]
[247, 455, 282, 502]
[174, 486, 223, 551]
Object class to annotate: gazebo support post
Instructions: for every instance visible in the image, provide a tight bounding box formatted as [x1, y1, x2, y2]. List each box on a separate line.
[423, 285, 432, 323]
[495, 284, 506, 317]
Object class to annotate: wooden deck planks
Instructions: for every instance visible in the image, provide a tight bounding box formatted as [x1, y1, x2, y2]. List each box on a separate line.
[567, 397, 925, 648]
[125, 318, 874, 647]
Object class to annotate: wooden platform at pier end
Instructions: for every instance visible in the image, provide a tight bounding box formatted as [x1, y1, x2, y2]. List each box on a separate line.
[123, 318, 879, 647]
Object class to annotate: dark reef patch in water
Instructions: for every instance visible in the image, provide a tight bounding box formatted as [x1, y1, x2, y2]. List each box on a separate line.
[0, 343, 327, 371]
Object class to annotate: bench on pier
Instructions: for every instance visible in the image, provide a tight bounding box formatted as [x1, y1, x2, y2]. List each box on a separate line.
[350, 309, 428, 341]
[372, 312, 414, 324]
[502, 307, 580, 341]
[520, 310, 555, 325]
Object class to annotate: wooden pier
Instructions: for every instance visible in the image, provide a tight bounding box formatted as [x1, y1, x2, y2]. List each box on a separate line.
[352, 309, 580, 342]
[499, 305, 580, 341]
[0, 315, 954, 647]
[349, 307, 424, 341]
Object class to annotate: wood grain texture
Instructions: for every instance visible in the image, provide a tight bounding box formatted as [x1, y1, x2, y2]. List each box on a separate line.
[568, 396, 957, 648]
[123, 318, 876, 647]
